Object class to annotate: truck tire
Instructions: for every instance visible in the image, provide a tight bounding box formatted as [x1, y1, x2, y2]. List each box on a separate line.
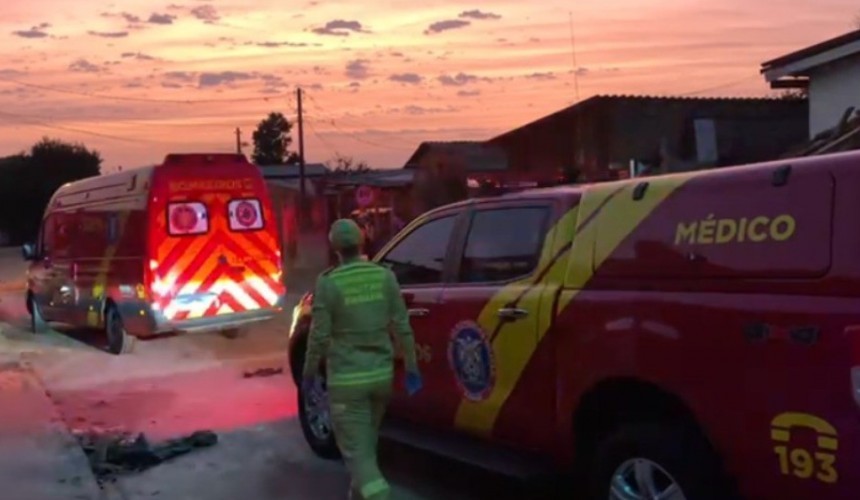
[588, 422, 736, 500]
[296, 348, 340, 460]
[105, 305, 136, 355]
[28, 294, 48, 334]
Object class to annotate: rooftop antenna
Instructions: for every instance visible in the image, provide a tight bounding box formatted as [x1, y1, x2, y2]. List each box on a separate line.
[569, 11, 580, 103]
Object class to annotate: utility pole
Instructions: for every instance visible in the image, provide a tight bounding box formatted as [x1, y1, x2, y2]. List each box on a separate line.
[235, 127, 242, 154]
[296, 87, 307, 223]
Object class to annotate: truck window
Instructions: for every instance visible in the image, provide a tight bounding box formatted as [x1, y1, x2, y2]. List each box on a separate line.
[227, 198, 265, 232]
[379, 215, 456, 286]
[457, 207, 547, 283]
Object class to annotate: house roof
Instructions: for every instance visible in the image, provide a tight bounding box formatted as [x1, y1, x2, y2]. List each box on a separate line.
[488, 94, 793, 143]
[327, 169, 415, 187]
[257, 163, 329, 178]
[402, 141, 508, 172]
[761, 29, 860, 81]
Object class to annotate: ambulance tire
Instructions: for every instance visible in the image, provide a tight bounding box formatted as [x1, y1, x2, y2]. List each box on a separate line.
[105, 305, 136, 355]
[589, 422, 737, 500]
[28, 294, 48, 334]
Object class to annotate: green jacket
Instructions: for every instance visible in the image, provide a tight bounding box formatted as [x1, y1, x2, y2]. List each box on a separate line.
[302, 258, 418, 387]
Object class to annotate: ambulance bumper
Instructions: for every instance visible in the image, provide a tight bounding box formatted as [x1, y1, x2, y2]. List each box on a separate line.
[145, 295, 286, 336]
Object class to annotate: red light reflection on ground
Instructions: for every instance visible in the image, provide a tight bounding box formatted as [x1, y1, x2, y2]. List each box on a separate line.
[49, 364, 297, 441]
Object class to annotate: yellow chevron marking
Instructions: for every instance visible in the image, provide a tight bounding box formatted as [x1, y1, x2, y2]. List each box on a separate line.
[454, 174, 693, 435]
[88, 212, 130, 327]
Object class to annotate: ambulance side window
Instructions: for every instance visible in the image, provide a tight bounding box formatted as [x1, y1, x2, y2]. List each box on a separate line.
[380, 215, 456, 286]
[457, 207, 548, 283]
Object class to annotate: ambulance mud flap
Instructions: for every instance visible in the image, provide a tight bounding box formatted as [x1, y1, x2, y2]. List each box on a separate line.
[29, 294, 48, 334]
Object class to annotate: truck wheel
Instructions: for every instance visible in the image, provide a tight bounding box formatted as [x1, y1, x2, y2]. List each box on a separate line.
[28, 294, 48, 334]
[589, 422, 735, 500]
[297, 364, 341, 460]
[105, 305, 136, 355]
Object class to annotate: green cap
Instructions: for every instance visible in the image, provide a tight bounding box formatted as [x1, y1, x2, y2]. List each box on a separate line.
[329, 218, 363, 250]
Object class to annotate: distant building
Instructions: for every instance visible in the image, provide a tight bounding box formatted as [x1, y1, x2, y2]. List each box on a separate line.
[486, 95, 808, 182]
[761, 29, 860, 139]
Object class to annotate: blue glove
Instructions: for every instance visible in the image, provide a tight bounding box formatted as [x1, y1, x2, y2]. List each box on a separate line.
[405, 371, 423, 396]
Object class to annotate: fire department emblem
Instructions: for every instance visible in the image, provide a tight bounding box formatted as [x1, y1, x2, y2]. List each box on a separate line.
[448, 321, 495, 402]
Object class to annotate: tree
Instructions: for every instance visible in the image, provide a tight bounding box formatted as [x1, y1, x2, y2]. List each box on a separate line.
[0, 137, 101, 244]
[326, 154, 370, 173]
[251, 112, 300, 165]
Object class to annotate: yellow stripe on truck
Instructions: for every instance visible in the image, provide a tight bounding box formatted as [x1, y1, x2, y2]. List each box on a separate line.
[454, 174, 693, 435]
[88, 212, 131, 327]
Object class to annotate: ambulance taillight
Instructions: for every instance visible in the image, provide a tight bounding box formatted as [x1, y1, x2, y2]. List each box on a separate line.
[228, 198, 264, 231]
[168, 202, 208, 235]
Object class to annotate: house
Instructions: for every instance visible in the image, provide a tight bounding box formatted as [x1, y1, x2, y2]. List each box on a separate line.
[761, 29, 860, 139]
[486, 95, 808, 182]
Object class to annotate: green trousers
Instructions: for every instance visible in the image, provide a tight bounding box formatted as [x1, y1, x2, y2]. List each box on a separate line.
[329, 378, 393, 500]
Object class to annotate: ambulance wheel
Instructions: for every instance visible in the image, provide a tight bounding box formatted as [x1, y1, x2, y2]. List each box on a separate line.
[297, 364, 340, 459]
[105, 305, 135, 355]
[28, 293, 48, 334]
[588, 422, 735, 500]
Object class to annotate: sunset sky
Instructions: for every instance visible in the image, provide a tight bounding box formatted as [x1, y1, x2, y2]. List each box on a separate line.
[0, 0, 858, 170]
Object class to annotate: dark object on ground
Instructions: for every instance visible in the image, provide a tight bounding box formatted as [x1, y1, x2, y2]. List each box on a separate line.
[243, 366, 284, 378]
[78, 430, 218, 479]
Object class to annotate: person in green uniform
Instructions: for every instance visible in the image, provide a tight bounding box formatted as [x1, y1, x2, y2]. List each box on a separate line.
[302, 218, 423, 500]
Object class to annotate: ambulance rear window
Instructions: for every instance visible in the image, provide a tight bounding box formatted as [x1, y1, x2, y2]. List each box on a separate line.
[228, 198, 265, 232]
[167, 201, 209, 236]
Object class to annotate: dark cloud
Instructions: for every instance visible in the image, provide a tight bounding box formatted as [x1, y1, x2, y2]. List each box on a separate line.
[390, 51, 405, 57]
[12, 26, 49, 38]
[198, 71, 254, 87]
[162, 82, 183, 89]
[190, 5, 220, 23]
[424, 20, 470, 35]
[438, 72, 479, 86]
[312, 19, 368, 36]
[121, 52, 156, 61]
[148, 13, 177, 25]
[345, 59, 370, 80]
[69, 59, 103, 73]
[167, 4, 184, 10]
[0, 69, 26, 78]
[163, 71, 195, 82]
[399, 105, 456, 115]
[389, 73, 422, 84]
[251, 41, 313, 48]
[526, 72, 556, 80]
[102, 12, 142, 23]
[124, 80, 145, 88]
[89, 30, 129, 38]
[529, 37, 541, 43]
[308, 83, 323, 90]
[459, 10, 501, 20]
[457, 89, 481, 97]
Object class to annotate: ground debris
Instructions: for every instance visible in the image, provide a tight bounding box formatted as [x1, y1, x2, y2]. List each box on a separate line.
[242, 366, 283, 378]
[76, 429, 218, 480]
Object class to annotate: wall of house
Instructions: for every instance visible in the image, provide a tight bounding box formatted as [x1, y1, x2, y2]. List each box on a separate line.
[809, 53, 860, 138]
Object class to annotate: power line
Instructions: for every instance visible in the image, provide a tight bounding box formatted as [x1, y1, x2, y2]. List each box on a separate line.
[302, 91, 416, 148]
[0, 75, 292, 104]
[676, 74, 761, 97]
[0, 110, 151, 143]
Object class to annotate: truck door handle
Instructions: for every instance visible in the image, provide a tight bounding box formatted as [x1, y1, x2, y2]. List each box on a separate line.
[498, 307, 528, 320]
[408, 308, 429, 317]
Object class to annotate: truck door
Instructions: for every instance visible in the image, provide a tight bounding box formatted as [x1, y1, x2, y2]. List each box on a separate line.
[439, 201, 555, 450]
[31, 213, 74, 322]
[378, 209, 464, 428]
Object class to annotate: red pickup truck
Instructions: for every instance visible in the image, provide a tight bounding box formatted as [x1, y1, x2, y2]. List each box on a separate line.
[289, 150, 860, 499]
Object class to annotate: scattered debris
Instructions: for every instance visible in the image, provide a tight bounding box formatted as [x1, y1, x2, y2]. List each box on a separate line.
[76, 429, 218, 481]
[242, 366, 284, 378]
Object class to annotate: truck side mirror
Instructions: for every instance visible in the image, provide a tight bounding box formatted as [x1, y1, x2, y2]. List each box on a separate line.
[21, 243, 36, 261]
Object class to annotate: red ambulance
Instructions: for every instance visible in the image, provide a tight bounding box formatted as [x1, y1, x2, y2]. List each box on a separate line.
[22, 153, 285, 354]
[289, 150, 860, 499]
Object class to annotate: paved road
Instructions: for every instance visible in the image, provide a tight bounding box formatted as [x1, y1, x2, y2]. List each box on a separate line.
[0, 288, 553, 500]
